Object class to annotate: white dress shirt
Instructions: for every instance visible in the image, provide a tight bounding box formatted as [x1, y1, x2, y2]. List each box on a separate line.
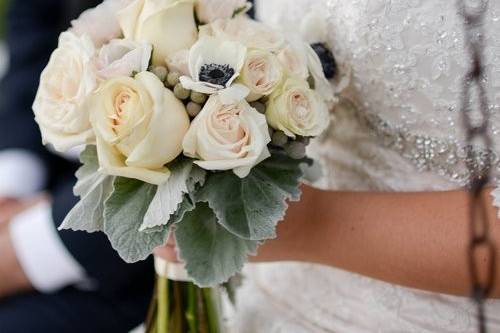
[0, 149, 88, 293]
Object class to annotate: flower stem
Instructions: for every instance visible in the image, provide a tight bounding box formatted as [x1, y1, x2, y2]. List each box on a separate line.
[186, 283, 198, 333]
[203, 288, 220, 333]
[172, 282, 185, 332]
[157, 276, 169, 333]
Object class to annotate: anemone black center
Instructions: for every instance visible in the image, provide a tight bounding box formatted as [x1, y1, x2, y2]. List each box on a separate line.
[199, 64, 235, 87]
[311, 43, 337, 79]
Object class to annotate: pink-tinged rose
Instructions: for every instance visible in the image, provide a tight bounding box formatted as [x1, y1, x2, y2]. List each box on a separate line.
[183, 95, 271, 178]
[277, 42, 309, 80]
[71, 0, 134, 48]
[96, 39, 152, 80]
[266, 77, 330, 138]
[239, 49, 283, 102]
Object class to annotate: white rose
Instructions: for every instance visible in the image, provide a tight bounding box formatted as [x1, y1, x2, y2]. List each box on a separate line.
[199, 16, 285, 52]
[238, 49, 283, 102]
[87, 72, 190, 185]
[266, 77, 330, 138]
[71, 0, 134, 48]
[183, 95, 271, 178]
[33, 31, 97, 152]
[277, 42, 309, 80]
[196, 0, 248, 23]
[96, 39, 152, 80]
[118, 0, 198, 66]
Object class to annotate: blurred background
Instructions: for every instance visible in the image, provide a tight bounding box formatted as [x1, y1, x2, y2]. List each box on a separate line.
[0, 0, 7, 79]
[0, 1, 155, 332]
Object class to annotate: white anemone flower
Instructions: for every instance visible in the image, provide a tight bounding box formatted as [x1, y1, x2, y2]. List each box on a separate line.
[180, 37, 249, 103]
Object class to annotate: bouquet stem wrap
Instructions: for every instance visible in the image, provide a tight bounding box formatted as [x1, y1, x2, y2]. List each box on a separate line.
[146, 257, 226, 333]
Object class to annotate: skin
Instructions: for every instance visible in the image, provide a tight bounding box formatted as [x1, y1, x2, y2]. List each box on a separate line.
[0, 196, 47, 298]
[156, 186, 500, 298]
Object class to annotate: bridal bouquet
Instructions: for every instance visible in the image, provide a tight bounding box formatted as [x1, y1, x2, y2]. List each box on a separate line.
[33, 0, 336, 331]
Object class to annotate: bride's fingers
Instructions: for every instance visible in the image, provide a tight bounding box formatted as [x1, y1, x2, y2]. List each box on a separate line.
[166, 233, 176, 246]
[154, 245, 181, 263]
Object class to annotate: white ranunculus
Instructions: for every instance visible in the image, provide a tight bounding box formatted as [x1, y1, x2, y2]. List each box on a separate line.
[238, 50, 283, 102]
[199, 16, 285, 52]
[196, 0, 248, 23]
[118, 0, 198, 66]
[87, 72, 190, 185]
[179, 37, 248, 99]
[266, 77, 330, 138]
[71, 0, 134, 48]
[33, 31, 97, 152]
[96, 39, 152, 80]
[277, 42, 309, 80]
[183, 95, 271, 178]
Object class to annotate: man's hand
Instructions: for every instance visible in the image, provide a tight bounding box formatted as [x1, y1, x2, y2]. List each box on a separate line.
[0, 226, 32, 298]
[0, 198, 25, 228]
[0, 195, 48, 298]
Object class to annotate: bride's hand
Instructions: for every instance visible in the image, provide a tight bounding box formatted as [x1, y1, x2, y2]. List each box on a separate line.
[154, 234, 181, 263]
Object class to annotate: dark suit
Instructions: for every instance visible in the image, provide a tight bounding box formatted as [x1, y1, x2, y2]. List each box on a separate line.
[0, 1, 154, 332]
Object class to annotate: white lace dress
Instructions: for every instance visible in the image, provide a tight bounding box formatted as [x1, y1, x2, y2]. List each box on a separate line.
[227, 0, 500, 332]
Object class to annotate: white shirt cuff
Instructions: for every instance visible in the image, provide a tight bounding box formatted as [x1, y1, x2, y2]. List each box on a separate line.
[8, 201, 88, 293]
[0, 149, 47, 198]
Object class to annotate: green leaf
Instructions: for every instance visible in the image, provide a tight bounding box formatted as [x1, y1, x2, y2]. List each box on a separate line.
[196, 152, 304, 241]
[59, 146, 113, 233]
[73, 146, 103, 197]
[176, 203, 258, 287]
[141, 159, 205, 232]
[103, 177, 168, 263]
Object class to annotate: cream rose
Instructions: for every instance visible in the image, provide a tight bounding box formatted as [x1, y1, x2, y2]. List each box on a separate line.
[196, 0, 247, 23]
[87, 72, 190, 185]
[71, 0, 134, 48]
[277, 42, 309, 80]
[96, 39, 152, 80]
[183, 95, 271, 178]
[33, 31, 97, 152]
[118, 0, 198, 66]
[239, 50, 283, 102]
[199, 16, 284, 52]
[266, 77, 330, 138]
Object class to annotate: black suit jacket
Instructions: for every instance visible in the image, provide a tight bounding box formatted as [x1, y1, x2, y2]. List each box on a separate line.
[0, 1, 154, 332]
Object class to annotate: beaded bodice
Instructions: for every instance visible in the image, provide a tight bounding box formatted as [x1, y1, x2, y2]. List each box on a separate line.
[227, 1, 500, 333]
[259, 0, 500, 191]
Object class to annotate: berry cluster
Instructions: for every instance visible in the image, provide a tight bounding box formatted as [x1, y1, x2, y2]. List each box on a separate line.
[150, 65, 209, 118]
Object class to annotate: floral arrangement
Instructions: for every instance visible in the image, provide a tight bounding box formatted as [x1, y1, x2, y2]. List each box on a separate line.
[33, 0, 337, 331]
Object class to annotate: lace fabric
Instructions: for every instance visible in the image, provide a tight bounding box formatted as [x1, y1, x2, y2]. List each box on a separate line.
[227, 1, 500, 332]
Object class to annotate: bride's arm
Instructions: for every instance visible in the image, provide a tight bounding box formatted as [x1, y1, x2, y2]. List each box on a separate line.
[254, 186, 500, 298]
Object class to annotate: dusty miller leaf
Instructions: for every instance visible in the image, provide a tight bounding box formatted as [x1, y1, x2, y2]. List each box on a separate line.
[103, 177, 168, 263]
[195, 152, 305, 241]
[176, 203, 258, 287]
[141, 160, 205, 232]
[59, 146, 113, 233]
